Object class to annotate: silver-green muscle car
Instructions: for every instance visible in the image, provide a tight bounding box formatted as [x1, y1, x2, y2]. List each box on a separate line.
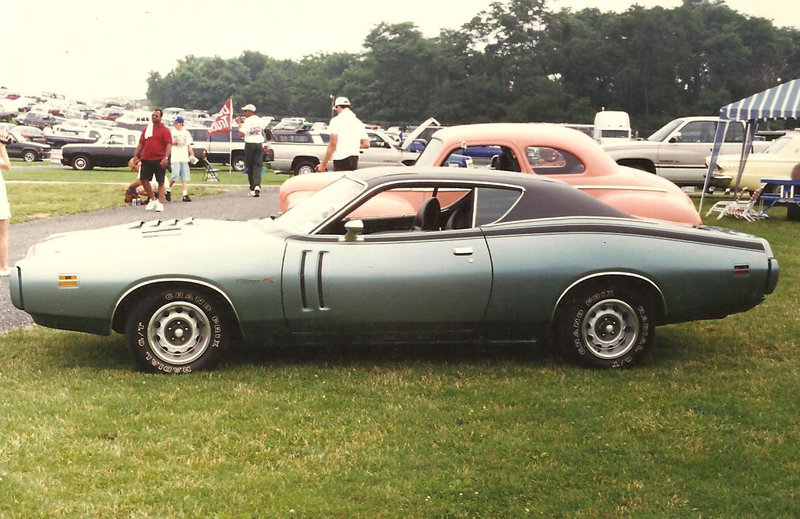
[9, 168, 779, 373]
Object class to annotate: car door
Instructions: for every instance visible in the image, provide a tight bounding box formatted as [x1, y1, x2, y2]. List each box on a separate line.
[282, 229, 492, 339]
[656, 120, 745, 184]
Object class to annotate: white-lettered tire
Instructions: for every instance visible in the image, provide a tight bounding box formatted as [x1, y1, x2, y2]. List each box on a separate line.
[555, 282, 655, 368]
[126, 287, 229, 374]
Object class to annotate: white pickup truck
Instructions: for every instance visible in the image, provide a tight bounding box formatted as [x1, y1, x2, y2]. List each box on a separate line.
[602, 116, 770, 186]
[265, 128, 419, 175]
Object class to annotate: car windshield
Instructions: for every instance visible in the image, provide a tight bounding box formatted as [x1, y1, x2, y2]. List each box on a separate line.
[414, 137, 444, 166]
[277, 176, 367, 233]
[647, 119, 684, 142]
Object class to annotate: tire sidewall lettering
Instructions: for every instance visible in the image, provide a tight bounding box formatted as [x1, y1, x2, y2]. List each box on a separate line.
[559, 285, 654, 368]
[127, 287, 228, 374]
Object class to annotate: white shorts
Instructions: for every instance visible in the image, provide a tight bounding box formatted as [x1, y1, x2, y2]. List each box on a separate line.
[0, 174, 10, 220]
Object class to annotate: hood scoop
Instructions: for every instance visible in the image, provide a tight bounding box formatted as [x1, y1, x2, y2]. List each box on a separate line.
[132, 217, 196, 237]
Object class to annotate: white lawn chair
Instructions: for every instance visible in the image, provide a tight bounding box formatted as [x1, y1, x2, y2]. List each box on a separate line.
[706, 186, 765, 221]
[705, 188, 749, 218]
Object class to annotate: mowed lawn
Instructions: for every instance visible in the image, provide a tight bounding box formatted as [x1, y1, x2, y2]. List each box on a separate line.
[2, 161, 284, 223]
[0, 176, 798, 517]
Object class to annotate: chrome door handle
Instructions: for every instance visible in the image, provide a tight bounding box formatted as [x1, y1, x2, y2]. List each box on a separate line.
[453, 247, 473, 256]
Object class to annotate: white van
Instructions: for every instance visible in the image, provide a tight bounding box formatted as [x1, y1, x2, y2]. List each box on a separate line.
[593, 110, 632, 144]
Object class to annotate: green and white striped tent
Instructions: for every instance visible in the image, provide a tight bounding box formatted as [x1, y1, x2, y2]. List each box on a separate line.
[700, 79, 800, 210]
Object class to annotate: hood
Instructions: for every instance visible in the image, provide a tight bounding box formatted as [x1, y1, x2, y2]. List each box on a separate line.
[401, 117, 440, 150]
[26, 217, 280, 259]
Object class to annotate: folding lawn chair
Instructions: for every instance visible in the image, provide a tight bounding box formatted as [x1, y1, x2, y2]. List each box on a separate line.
[707, 186, 765, 222]
[203, 163, 220, 182]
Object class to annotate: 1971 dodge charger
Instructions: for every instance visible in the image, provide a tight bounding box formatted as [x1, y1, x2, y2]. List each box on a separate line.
[9, 168, 778, 373]
[278, 123, 702, 226]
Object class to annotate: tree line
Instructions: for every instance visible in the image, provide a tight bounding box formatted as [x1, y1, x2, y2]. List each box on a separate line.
[146, 0, 800, 134]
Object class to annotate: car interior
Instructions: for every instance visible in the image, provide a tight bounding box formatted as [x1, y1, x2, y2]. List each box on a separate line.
[318, 184, 523, 237]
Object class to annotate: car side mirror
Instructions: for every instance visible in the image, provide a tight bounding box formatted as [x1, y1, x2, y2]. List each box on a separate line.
[340, 219, 364, 242]
[669, 132, 682, 143]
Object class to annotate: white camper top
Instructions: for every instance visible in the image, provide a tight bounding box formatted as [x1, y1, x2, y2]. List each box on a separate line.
[593, 110, 632, 143]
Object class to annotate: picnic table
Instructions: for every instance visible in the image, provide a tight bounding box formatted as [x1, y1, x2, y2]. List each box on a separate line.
[759, 178, 800, 219]
[759, 179, 800, 207]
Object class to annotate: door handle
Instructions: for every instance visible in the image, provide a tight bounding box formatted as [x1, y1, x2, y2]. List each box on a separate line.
[453, 247, 473, 256]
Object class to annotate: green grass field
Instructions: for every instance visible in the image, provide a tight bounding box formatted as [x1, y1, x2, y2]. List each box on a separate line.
[1, 175, 798, 516]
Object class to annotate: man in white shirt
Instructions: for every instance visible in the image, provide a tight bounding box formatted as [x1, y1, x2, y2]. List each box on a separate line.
[238, 103, 266, 197]
[168, 116, 195, 202]
[316, 96, 369, 172]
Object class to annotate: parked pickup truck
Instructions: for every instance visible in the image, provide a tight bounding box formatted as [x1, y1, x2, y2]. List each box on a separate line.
[188, 127, 272, 171]
[602, 116, 770, 186]
[266, 128, 419, 175]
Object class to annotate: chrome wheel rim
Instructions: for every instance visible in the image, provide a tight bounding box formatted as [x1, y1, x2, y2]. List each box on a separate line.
[146, 301, 211, 365]
[74, 157, 87, 169]
[297, 164, 314, 174]
[580, 298, 639, 359]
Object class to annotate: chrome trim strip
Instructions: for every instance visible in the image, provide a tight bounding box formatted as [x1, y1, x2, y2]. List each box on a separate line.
[551, 272, 666, 323]
[571, 184, 667, 193]
[111, 277, 241, 332]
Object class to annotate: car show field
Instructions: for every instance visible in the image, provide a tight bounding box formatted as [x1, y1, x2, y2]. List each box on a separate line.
[1, 152, 800, 516]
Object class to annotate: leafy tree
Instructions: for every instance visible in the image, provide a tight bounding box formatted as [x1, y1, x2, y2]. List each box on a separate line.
[145, 0, 800, 130]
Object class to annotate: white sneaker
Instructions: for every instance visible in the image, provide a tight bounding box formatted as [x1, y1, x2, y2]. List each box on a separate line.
[155, 201, 164, 212]
[254, 186, 261, 198]
[249, 190, 255, 197]
[145, 200, 157, 211]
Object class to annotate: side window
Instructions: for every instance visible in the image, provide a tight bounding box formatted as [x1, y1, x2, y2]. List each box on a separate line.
[369, 134, 390, 148]
[474, 187, 523, 225]
[724, 123, 744, 143]
[524, 147, 584, 175]
[318, 184, 521, 234]
[442, 145, 506, 169]
[679, 121, 716, 143]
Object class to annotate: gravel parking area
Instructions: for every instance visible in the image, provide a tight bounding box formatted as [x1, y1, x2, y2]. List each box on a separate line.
[0, 186, 279, 333]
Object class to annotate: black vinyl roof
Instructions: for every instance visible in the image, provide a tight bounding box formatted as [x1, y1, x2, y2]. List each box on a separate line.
[350, 166, 632, 222]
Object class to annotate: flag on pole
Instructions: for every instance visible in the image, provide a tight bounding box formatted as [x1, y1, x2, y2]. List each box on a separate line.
[207, 97, 232, 135]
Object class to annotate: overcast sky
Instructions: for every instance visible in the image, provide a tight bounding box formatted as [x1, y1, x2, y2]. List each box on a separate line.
[4, 0, 797, 102]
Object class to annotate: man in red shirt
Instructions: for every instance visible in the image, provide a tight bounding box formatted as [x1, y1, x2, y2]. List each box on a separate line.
[131, 109, 172, 212]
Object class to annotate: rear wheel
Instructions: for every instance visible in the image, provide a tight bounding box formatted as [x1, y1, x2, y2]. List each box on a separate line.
[554, 282, 655, 368]
[71, 154, 93, 170]
[787, 203, 800, 221]
[126, 287, 230, 374]
[293, 160, 317, 175]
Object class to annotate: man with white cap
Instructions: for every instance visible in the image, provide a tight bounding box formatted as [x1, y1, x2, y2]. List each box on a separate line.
[238, 103, 266, 197]
[316, 96, 369, 172]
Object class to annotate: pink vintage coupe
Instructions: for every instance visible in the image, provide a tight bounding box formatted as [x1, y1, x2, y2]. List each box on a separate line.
[278, 123, 701, 226]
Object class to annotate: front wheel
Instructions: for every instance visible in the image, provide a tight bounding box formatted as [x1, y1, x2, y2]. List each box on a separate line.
[232, 154, 245, 172]
[22, 150, 37, 162]
[554, 282, 655, 368]
[126, 287, 230, 373]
